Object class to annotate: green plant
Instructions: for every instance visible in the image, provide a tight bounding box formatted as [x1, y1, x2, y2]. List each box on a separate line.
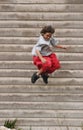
[4, 119, 17, 129]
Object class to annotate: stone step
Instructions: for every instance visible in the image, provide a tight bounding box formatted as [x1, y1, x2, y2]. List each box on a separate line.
[0, 0, 83, 4]
[0, 69, 82, 78]
[0, 37, 83, 45]
[0, 12, 83, 21]
[0, 77, 82, 85]
[0, 85, 83, 94]
[0, 37, 37, 45]
[0, 4, 83, 12]
[0, 44, 33, 52]
[0, 126, 81, 130]
[0, 92, 83, 102]
[0, 110, 83, 118]
[0, 61, 82, 70]
[15, 126, 82, 130]
[0, 52, 82, 61]
[0, 21, 83, 29]
[0, 118, 83, 127]
[0, 28, 83, 37]
[0, 126, 82, 130]
[0, 44, 82, 53]
[0, 101, 83, 110]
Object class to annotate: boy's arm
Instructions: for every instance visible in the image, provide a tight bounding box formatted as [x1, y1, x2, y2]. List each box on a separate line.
[35, 49, 46, 63]
[55, 45, 67, 49]
[50, 38, 67, 49]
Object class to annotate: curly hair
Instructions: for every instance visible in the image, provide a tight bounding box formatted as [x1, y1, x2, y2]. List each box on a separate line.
[40, 25, 55, 34]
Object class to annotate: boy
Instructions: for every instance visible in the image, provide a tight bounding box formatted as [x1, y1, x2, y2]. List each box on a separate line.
[31, 25, 67, 84]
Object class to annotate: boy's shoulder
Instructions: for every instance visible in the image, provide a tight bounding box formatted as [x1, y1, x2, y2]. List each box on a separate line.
[37, 35, 46, 44]
[50, 37, 59, 46]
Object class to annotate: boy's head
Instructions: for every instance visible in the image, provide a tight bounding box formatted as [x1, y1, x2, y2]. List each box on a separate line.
[40, 25, 55, 34]
[40, 25, 55, 41]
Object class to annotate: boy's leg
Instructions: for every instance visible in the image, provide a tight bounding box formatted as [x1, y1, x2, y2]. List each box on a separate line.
[31, 72, 40, 83]
[31, 56, 52, 84]
[39, 57, 51, 84]
[31, 68, 49, 84]
[41, 73, 49, 84]
[31, 56, 41, 84]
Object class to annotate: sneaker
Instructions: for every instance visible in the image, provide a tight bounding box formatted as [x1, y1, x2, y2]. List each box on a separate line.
[31, 72, 40, 83]
[41, 73, 49, 84]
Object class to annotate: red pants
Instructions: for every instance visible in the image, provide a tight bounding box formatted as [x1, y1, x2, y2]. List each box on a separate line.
[33, 53, 60, 74]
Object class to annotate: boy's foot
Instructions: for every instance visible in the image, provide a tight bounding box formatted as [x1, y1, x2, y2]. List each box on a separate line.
[31, 72, 40, 83]
[41, 73, 49, 84]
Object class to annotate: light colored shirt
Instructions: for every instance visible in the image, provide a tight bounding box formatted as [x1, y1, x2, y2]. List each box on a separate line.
[32, 35, 58, 56]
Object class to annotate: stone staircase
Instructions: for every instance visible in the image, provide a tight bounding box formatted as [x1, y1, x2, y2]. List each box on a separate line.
[0, 0, 83, 130]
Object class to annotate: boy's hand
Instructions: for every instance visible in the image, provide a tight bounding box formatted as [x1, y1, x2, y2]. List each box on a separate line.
[63, 47, 67, 49]
[63, 46, 71, 50]
[56, 45, 68, 50]
[41, 57, 46, 63]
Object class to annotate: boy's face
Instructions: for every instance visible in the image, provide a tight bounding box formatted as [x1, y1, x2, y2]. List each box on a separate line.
[43, 32, 52, 41]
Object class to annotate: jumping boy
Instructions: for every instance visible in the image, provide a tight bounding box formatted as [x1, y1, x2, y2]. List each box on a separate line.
[31, 25, 67, 84]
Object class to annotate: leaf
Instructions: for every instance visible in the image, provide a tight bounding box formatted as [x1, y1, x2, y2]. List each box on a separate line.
[4, 119, 17, 129]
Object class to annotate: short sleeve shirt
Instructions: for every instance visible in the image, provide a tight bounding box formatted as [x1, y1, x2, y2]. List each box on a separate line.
[32, 35, 58, 56]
